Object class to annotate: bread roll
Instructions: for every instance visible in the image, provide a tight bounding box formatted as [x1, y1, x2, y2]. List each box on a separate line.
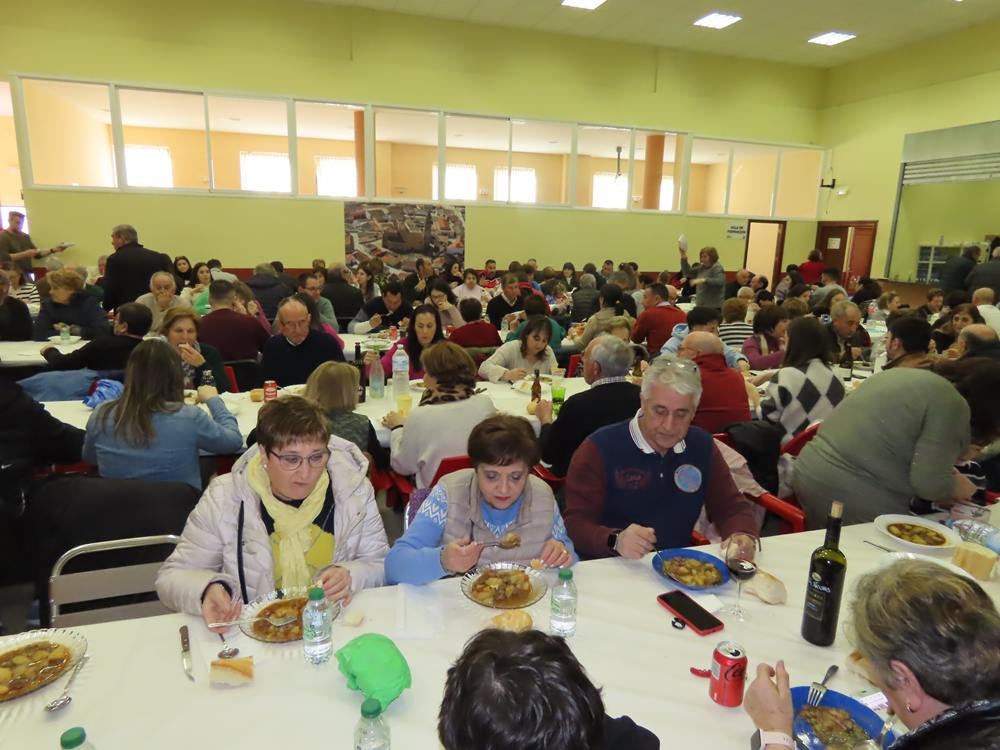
[746, 568, 787, 605]
[250, 388, 265, 402]
[526, 399, 539, 415]
[490, 610, 533, 632]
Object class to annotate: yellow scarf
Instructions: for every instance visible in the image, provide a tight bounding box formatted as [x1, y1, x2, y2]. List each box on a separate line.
[246, 452, 331, 590]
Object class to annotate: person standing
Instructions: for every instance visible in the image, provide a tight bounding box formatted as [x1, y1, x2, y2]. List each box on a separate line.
[0, 211, 69, 276]
[965, 246, 1000, 302]
[797, 249, 826, 285]
[679, 244, 725, 309]
[101, 224, 172, 311]
[939, 244, 981, 294]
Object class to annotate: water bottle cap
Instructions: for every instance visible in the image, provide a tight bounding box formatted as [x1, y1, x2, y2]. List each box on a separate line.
[361, 697, 382, 718]
[558, 568, 573, 581]
[308, 586, 325, 601]
[60, 727, 86, 749]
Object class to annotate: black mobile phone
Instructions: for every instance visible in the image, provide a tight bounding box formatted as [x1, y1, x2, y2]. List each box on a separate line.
[657, 590, 724, 636]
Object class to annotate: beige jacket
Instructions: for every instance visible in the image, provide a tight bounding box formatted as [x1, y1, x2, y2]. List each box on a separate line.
[155, 436, 388, 615]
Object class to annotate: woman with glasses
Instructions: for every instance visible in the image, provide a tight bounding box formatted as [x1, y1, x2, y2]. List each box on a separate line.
[156, 396, 389, 632]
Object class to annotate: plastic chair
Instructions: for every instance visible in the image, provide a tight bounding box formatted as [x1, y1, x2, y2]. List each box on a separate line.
[712, 432, 736, 449]
[532, 464, 565, 492]
[398, 455, 473, 528]
[223, 359, 261, 392]
[781, 422, 821, 457]
[224, 365, 239, 393]
[567, 354, 582, 378]
[49, 535, 180, 627]
[752, 492, 807, 534]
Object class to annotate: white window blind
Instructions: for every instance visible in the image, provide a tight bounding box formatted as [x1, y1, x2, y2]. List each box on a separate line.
[493, 167, 538, 203]
[659, 176, 675, 211]
[240, 151, 291, 193]
[316, 157, 358, 197]
[124, 145, 173, 188]
[592, 172, 628, 209]
[432, 164, 478, 201]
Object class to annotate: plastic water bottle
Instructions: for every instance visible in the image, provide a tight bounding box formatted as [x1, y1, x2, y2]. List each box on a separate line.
[302, 587, 332, 664]
[391, 346, 409, 400]
[550, 568, 577, 637]
[60, 727, 96, 749]
[60, 326, 70, 343]
[369, 352, 385, 399]
[947, 519, 1000, 554]
[354, 698, 391, 750]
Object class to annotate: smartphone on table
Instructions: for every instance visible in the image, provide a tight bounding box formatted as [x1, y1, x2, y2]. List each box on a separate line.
[657, 590, 724, 636]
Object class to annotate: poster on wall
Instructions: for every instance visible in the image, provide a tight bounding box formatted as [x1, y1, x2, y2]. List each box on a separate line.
[344, 202, 465, 278]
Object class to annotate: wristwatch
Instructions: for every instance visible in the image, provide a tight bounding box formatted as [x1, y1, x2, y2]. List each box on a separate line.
[607, 531, 620, 554]
[755, 730, 793, 748]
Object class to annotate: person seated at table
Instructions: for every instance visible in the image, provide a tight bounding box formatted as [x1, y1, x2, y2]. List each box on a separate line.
[631, 282, 685, 355]
[84, 340, 242, 490]
[564, 356, 759, 559]
[850, 275, 883, 310]
[866, 290, 900, 323]
[427, 279, 463, 331]
[786, 283, 813, 304]
[505, 294, 566, 349]
[160, 307, 229, 392]
[718, 298, 754, 349]
[136, 271, 192, 333]
[570, 272, 600, 322]
[41, 302, 152, 372]
[759, 317, 844, 445]
[882, 314, 933, 370]
[296, 271, 337, 330]
[485, 273, 524, 330]
[453, 268, 486, 302]
[746, 559, 1000, 750]
[659, 306, 750, 373]
[261, 297, 345, 387]
[0, 269, 32, 341]
[4, 265, 39, 306]
[232, 279, 272, 334]
[291, 291, 345, 351]
[577, 284, 633, 349]
[322, 264, 364, 325]
[448, 298, 502, 348]
[536, 335, 641, 478]
[810, 287, 847, 319]
[385, 415, 574, 584]
[382, 341, 497, 489]
[365, 303, 444, 381]
[825, 299, 871, 361]
[439, 629, 659, 750]
[781, 297, 810, 321]
[931, 303, 983, 355]
[348, 280, 414, 335]
[677, 332, 752, 433]
[792, 359, 1000, 528]
[354, 261, 381, 304]
[915, 287, 944, 321]
[479, 316, 558, 383]
[180, 262, 213, 315]
[953, 324, 1000, 361]
[156, 396, 389, 625]
[741, 305, 789, 370]
[32, 268, 109, 341]
[439, 258, 464, 288]
[198, 280, 270, 361]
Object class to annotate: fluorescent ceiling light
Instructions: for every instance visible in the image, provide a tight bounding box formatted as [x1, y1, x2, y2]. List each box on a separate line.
[808, 31, 856, 46]
[693, 12, 742, 29]
[561, 0, 607, 9]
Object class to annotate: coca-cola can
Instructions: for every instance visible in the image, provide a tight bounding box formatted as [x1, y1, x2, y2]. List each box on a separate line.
[709, 641, 747, 707]
[389, 325, 398, 341]
[263, 380, 278, 401]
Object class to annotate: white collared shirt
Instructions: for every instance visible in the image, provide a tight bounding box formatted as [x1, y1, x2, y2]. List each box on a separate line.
[628, 409, 686, 456]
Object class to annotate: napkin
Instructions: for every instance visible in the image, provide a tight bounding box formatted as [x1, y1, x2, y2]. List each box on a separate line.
[394, 583, 445, 639]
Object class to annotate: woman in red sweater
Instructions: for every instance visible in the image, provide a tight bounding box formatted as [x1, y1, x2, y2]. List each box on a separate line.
[448, 298, 502, 348]
[797, 249, 826, 285]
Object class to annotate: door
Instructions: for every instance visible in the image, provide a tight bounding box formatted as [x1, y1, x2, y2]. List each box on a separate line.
[815, 221, 877, 286]
[846, 223, 877, 284]
[744, 220, 786, 289]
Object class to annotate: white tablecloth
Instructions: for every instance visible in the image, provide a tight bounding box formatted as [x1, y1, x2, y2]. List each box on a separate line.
[0, 340, 87, 368]
[3, 518, 996, 749]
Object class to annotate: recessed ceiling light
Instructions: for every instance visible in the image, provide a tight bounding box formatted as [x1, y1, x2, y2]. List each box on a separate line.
[561, 0, 607, 9]
[693, 12, 742, 29]
[808, 31, 856, 46]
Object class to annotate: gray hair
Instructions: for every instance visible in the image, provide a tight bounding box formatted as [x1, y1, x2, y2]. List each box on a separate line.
[150, 271, 176, 290]
[736, 286, 755, 301]
[641, 355, 702, 408]
[111, 224, 138, 243]
[579, 273, 596, 289]
[589, 334, 633, 378]
[850, 559, 1000, 705]
[830, 299, 859, 319]
[254, 262, 277, 277]
[65, 264, 88, 281]
[972, 287, 996, 305]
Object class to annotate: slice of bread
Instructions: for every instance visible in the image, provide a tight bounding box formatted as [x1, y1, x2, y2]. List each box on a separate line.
[210, 656, 254, 687]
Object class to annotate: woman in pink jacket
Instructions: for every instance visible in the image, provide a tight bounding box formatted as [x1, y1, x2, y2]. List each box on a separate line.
[741, 304, 789, 370]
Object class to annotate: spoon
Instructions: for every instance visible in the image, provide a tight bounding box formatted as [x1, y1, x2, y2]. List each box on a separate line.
[217, 632, 239, 659]
[480, 532, 521, 550]
[206, 613, 297, 630]
[44, 655, 89, 712]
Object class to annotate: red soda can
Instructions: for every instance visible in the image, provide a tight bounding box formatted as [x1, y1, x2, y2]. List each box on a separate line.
[446, 324, 455, 336]
[389, 325, 398, 341]
[709, 641, 747, 707]
[263, 380, 278, 401]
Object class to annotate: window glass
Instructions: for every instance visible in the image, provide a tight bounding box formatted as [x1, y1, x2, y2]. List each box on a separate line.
[591, 172, 628, 209]
[632, 130, 683, 211]
[124, 145, 173, 188]
[729, 143, 779, 216]
[431, 163, 477, 202]
[446, 114, 507, 202]
[511, 119, 571, 205]
[0, 82, 23, 207]
[578, 125, 631, 208]
[297, 101, 360, 197]
[119, 88, 206, 190]
[494, 167, 537, 203]
[316, 156, 358, 198]
[239, 152, 291, 193]
[776, 148, 823, 218]
[688, 138, 731, 214]
[374, 107, 438, 200]
[208, 95, 289, 192]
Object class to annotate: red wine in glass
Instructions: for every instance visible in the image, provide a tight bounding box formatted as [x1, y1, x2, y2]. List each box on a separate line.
[728, 559, 757, 582]
[722, 557, 757, 621]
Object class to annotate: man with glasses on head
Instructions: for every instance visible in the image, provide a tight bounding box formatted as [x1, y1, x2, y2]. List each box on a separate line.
[260, 297, 344, 388]
[564, 356, 758, 560]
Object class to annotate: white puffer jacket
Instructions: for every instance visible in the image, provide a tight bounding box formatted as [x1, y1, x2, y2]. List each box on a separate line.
[156, 436, 389, 616]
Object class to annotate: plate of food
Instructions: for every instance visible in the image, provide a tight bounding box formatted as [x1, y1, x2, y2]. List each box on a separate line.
[651, 548, 730, 591]
[410, 379, 425, 391]
[47, 335, 81, 344]
[878, 551, 974, 580]
[0, 628, 87, 702]
[362, 338, 393, 352]
[461, 562, 547, 609]
[239, 587, 341, 643]
[790, 686, 896, 749]
[873, 514, 960, 551]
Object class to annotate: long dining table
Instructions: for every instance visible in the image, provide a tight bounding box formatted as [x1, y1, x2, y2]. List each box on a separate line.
[3, 512, 997, 749]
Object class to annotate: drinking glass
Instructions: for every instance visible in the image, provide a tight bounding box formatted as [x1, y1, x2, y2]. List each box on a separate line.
[721, 544, 757, 622]
[396, 392, 413, 416]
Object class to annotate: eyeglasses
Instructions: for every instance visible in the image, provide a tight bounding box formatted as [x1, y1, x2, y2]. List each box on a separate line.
[266, 450, 329, 471]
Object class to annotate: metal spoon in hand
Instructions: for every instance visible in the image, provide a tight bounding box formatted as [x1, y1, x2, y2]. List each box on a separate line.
[481, 532, 522, 550]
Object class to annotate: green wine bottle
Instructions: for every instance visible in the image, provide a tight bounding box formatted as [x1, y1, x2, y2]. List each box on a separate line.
[801, 501, 847, 646]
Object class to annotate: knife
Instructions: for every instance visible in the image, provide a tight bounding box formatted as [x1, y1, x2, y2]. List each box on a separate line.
[179, 625, 194, 681]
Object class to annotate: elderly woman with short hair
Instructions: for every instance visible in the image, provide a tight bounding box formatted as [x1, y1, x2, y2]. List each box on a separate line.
[160, 307, 229, 392]
[385, 414, 576, 585]
[679, 244, 725, 309]
[137, 270, 191, 331]
[156, 396, 389, 630]
[32, 268, 109, 340]
[746, 559, 1000, 749]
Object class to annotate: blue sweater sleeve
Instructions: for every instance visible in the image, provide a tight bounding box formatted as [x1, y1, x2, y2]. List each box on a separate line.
[552, 505, 579, 565]
[384, 485, 449, 585]
[82, 407, 101, 464]
[194, 399, 244, 454]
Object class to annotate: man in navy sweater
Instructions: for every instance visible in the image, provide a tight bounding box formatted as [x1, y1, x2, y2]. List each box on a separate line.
[564, 356, 758, 560]
[260, 297, 344, 387]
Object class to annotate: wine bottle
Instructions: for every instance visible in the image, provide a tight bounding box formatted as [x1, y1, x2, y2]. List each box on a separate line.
[531, 369, 542, 401]
[353, 342, 367, 404]
[801, 501, 847, 646]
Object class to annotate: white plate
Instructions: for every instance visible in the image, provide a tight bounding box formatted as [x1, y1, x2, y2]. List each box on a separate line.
[873, 514, 961, 551]
[460, 562, 548, 610]
[879, 551, 974, 580]
[0, 628, 88, 703]
[47, 335, 81, 344]
[239, 587, 341, 643]
[278, 384, 306, 397]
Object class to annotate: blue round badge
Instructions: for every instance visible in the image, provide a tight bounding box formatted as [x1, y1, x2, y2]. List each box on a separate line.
[674, 464, 702, 493]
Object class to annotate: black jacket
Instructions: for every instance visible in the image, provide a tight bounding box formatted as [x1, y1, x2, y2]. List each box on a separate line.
[246, 274, 292, 322]
[322, 278, 364, 322]
[938, 253, 976, 293]
[965, 258, 1000, 301]
[0, 296, 32, 341]
[0, 381, 84, 467]
[486, 293, 523, 329]
[604, 715, 659, 750]
[892, 698, 1000, 750]
[571, 287, 600, 322]
[42, 334, 143, 371]
[33, 293, 110, 341]
[102, 242, 173, 311]
[259, 329, 345, 387]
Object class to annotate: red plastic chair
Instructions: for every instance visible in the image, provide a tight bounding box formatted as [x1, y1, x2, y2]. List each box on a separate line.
[532, 464, 565, 492]
[712, 432, 735, 449]
[780, 422, 821, 457]
[224, 366, 240, 393]
[690, 530, 710, 546]
[567, 354, 582, 378]
[752, 492, 806, 534]
[394, 455, 473, 527]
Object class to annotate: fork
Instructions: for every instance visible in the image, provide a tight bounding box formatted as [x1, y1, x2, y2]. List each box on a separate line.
[807, 664, 838, 706]
[206, 612, 297, 629]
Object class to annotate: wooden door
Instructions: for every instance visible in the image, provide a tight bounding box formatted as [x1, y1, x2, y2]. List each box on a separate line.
[846, 223, 877, 283]
[744, 220, 786, 288]
[815, 224, 850, 283]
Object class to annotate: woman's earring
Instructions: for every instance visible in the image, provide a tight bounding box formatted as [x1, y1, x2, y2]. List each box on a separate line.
[906, 703, 914, 713]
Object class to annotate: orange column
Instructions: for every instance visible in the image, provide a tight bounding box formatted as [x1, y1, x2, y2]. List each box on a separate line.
[354, 110, 366, 197]
[673, 136, 685, 211]
[641, 133, 665, 210]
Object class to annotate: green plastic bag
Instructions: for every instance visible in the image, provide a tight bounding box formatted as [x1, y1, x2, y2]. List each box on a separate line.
[335, 633, 412, 709]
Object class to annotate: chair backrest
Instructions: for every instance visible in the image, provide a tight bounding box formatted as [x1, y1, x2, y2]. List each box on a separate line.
[431, 455, 473, 486]
[406, 456, 473, 527]
[781, 421, 822, 457]
[49, 535, 180, 627]
[224, 365, 240, 393]
[223, 359, 261, 392]
[567, 354, 582, 378]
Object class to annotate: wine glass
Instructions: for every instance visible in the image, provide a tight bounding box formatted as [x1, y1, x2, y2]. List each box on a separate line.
[721, 544, 757, 622]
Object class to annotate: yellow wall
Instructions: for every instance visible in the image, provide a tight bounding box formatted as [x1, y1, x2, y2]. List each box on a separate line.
[0, 115, 21, 205]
